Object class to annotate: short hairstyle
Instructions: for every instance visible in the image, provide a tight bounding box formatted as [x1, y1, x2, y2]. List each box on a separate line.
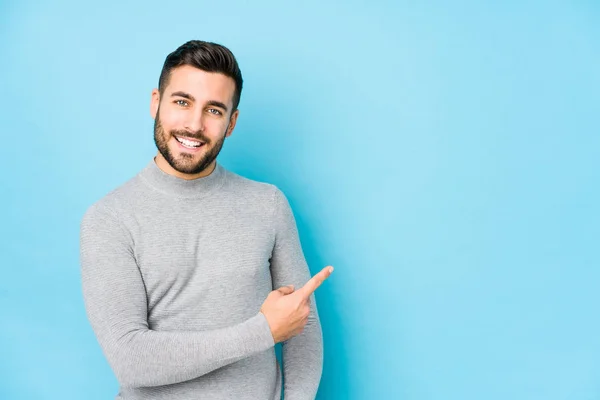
[158, 40, 243, 111]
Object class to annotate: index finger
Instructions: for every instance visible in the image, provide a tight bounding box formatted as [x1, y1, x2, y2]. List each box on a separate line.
[297, 266, 334, 299]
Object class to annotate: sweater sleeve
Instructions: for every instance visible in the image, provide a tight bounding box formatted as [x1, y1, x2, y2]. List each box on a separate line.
[79, 203, 275, 388]
[269, 188, 324, 400]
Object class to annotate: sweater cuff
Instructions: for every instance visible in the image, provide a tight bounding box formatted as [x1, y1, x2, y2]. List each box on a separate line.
[244, 312, 275, 351]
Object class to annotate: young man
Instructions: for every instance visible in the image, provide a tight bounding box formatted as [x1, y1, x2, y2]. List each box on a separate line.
[80, 40, 333, 400]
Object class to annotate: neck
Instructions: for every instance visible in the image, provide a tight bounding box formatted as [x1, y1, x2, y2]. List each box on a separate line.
[139, 155, 226, 199]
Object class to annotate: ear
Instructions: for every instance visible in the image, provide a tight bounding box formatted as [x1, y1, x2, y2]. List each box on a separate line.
[150, 88, 160, 119]
[225, 109, 239, 138]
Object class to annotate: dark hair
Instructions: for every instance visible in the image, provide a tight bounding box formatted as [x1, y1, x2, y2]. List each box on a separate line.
[158, 40, 243, 111]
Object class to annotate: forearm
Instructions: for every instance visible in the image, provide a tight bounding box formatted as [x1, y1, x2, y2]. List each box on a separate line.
[87, 309, 274, 388]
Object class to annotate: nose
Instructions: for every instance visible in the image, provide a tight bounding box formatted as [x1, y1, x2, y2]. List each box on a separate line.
[183, 109, 205, 134]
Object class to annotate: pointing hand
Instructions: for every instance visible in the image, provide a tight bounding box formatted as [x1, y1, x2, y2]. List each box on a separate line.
[260, 266, 334, 343]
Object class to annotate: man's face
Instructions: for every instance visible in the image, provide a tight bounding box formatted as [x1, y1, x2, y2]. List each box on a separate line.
[151, 65, 239, 177]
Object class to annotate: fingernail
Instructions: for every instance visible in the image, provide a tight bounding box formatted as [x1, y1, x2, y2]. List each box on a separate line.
[329, 266, 334, 273]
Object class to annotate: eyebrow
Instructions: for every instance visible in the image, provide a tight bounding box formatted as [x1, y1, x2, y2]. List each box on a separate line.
[170, 91, 229, 112]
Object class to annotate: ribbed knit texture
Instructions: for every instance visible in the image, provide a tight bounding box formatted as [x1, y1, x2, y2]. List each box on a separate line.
[80, 158, 323, 399]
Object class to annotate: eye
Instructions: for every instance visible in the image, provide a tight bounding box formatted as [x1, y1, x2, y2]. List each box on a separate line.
[175, 99, 189, 107]
[207, 108, 222, 116]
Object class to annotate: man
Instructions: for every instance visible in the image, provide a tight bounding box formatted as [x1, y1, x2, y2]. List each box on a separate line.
[80, 40, 333, 400]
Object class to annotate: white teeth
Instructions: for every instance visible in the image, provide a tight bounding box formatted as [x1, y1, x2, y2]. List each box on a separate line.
[176, 136, 203, 148]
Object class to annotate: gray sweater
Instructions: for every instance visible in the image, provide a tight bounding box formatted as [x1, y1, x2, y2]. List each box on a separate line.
[79, 158, 323, 399]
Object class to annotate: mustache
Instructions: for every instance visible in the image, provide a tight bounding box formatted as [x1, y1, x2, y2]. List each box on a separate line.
[169, 129, 211, 143]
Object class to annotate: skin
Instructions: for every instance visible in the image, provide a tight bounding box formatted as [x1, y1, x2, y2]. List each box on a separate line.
[149, 64, 333, 342]
[261, 266, 334, 343]
[150, 65, 239, 180]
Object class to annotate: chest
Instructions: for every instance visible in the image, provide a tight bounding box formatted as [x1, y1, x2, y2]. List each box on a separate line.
[130, 201, 275, 325]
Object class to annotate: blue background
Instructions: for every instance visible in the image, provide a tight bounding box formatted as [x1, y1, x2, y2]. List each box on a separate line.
[1, 1, 599, 399]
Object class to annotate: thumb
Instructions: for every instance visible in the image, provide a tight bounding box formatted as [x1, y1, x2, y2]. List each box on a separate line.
[277, 285, 295, 295]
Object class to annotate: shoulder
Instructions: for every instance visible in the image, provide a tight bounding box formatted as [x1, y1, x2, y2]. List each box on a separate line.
[221, 168, 287, 203]
[80, 173, 142, 227]
[219, 168, 296, 221]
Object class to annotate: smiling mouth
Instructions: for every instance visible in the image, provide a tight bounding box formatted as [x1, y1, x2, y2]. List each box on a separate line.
[174, 135, 205, 149]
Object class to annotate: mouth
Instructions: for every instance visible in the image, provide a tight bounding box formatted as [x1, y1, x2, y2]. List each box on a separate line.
[174, 135, 206, 152]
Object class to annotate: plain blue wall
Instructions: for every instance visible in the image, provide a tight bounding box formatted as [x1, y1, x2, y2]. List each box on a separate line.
[1, 1, 599, 399]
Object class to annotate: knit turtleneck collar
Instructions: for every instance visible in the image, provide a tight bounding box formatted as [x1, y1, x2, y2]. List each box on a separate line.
[139, 157, 226, 199]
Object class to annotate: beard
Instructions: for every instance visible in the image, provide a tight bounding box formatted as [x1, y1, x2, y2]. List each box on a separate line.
[153, 108, 227, 175]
